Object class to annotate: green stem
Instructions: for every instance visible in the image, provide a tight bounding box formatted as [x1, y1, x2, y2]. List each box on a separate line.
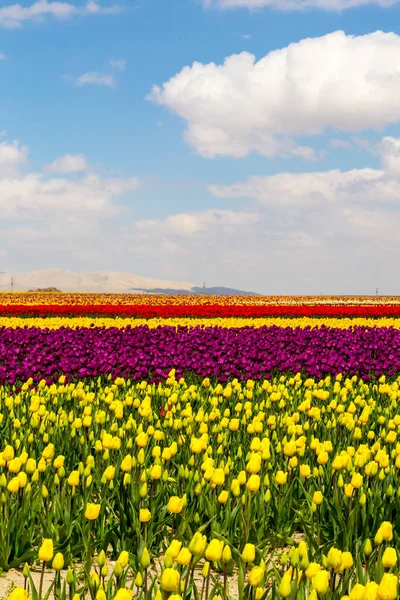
[39, 561, 46, 600]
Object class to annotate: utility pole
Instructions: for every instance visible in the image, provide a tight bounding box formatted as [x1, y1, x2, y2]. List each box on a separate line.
[203, 282, 206, 289]
[11, 277, 13, 292]
[376, 287, 379, 296]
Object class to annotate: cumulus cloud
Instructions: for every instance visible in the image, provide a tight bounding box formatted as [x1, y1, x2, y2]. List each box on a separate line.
[123, 134, 400, 293]
[207, 134, 400, 249]
[209, 168, 386, 206]
[136, 209, 260, 237]
[205, 0, 398, 10]
[46, 153, 88, 173]
[0, 1, 121, 29]
[209, 135, 400, 211]
[149, 31, 400, 159]
[0, 138, 140, 225]
[379, 136, 400, 176]
[0, 172, 140, 221]
[0, 140, 28, 176]
[5, 132, 400, 293]
[76, 71, 116, 87]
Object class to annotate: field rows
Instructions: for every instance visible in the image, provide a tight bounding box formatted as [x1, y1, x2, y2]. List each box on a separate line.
[0, 294, 399, 600]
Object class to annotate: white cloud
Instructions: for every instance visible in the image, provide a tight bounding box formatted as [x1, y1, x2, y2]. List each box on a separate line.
[0, 140, 28, 175]
[0, 172, 140, 221]
[136, 209, 260, 237]
[47, 153, 88, 173]
[124, 135, 400, 293]
[0, 53, 9, 60]
[108, 59, 126, 72]
[76, 71, 116, 87]
[209, 131, 400, 214]
[209, 168, 385, 206]
[207, 135, 400, 247]
[149, 31, 400, 159]
[0, 139, 140, 224]
[205, 0, 398, 10]
[5, 133, 400, 293]
[379, 136, 400, 176]
[0, 1, 121, 29]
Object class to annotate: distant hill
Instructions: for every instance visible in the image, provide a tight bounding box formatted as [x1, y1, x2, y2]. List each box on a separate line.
[27, 287, 62, 293]
[0, 269, 257, 295]
[134, 286, 257, 296]
[192, 286, 257, 296]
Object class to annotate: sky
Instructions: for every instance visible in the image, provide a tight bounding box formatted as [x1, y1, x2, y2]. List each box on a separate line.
[2, 0, 400, 293]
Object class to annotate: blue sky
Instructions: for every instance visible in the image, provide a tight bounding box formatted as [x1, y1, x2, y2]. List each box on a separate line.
[2, 0, 400, 293]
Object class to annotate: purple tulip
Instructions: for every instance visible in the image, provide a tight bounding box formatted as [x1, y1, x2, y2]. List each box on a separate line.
[0, 324, 398, 383]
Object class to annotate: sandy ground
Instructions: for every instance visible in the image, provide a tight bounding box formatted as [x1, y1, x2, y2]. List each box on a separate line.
[0, 559, 240, 600]
[0, 533, 305, 599]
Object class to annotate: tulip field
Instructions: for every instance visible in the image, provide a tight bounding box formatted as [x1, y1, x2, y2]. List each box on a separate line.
[3, 294, 400, 600]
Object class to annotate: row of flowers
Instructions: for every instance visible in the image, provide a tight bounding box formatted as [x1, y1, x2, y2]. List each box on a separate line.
[1, 325, 400, 384]
[4, 316, 400, 331]
[8, 529, 400, 600]
[2, 293, 400, 307]
[1, 372, 400, 599]
[4, 304, 400, 318]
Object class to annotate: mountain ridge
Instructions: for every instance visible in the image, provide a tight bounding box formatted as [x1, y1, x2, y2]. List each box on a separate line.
[0, 269, 257, 295]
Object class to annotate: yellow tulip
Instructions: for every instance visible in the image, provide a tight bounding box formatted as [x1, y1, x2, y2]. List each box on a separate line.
[363, 582, 378, 600]
[7, 477, 20, 493]
[248, 566, 264, 587]
[38, 539, 54, 562]
[121, 455, 133, 472]
[52, 552, 64, 571]
[188, 533, 207, 556]
[312, 491, 323, 505]
[382, 548, 397, 568]
[139, 508, 152, 522]
[241, 543, 256, 564]
[205, 539, 224, 562]
[218, 490, 229, 504]
[211, 468, 225, 486]
[168, 540, 182, 560]
[167, 496, 184, 514]
[176, 548, 192, 566]
[150, 465, 162, 480]
[103, 466, 115, 481]
[275, 470, 287, 485]
[279, 573, 292, 598]
[161, 568, 180, 592]
[379, 522, 393, 542]
[140, 547, 151, 569]
[339, 552, 353, 572]
[326, 548, 342, 569]
[85, 503, 100, 520]
[349, 584, 365, 600]
[113, 589, 133, 600]
[246, 474, 260, 492]
[7, 588, 29, 600]
[300, 464, 311, 478]
[312, 570, 329, 595]
[67, 471, 79, 487]
[118, 551, 129, 568]
[377, 573, 397, 600]
[222, 545, 232, 564]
